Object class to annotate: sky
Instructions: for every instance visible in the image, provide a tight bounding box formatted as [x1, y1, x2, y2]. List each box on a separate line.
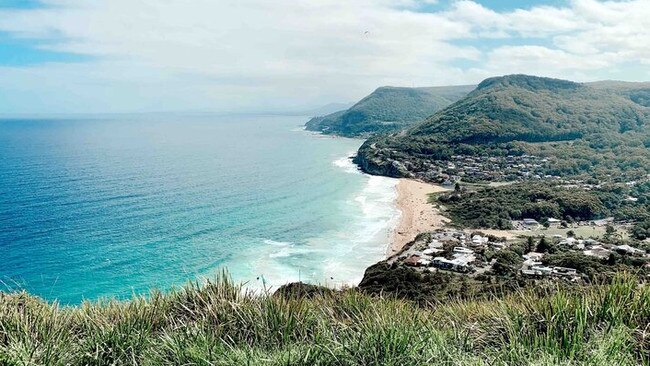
[0, 0, 649, 114]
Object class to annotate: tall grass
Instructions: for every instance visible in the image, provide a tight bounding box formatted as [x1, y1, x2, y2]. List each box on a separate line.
[1, 273, 648, 365]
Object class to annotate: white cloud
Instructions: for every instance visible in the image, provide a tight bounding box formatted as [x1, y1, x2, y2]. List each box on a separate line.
[0, 0, 648, 113]
[472, 45, 613, 82]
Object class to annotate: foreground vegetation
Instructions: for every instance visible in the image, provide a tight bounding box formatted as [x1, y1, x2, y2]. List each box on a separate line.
[1, 274, 649, 365]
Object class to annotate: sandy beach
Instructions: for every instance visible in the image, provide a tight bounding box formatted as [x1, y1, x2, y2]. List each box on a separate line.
[389, 179, 451, 255]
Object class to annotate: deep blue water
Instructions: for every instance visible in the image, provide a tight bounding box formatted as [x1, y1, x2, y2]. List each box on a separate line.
[0, 115, 397, 304]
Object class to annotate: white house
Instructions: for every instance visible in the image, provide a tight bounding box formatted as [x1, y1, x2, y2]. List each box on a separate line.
[547, 218, 562, 227]
[613, 245, 645, 256]
[583, 245, 611, 259]
[523, 218, 540, 229]
[523, 252, 544, 261]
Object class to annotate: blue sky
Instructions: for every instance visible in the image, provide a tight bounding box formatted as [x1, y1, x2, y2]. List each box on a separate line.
[0, 0, 648, 114]
[410, 0, 569, 12]
[0, 0, 42, 9]
[0, 32, 89, 65]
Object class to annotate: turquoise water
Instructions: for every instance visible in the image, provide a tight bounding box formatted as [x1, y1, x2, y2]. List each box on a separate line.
[0, 115, 398, 304]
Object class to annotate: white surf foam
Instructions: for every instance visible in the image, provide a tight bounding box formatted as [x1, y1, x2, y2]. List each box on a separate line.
[319, 175, 399, 286]
[332, 153, 361, 175]
[230, 154, 400, 292]
[263, 239, 292, 247]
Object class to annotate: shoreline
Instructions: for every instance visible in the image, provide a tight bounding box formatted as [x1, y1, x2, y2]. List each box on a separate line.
[388, 179, 451, 256]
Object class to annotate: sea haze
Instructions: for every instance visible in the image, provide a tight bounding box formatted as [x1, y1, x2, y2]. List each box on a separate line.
[0, 115, 398, 304]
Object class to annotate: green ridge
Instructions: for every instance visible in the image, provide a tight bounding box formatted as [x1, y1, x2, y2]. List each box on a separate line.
[306, 85, 474, 137]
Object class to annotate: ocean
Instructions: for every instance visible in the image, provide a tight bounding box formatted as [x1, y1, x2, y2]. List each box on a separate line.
[0, 114, 398, 304]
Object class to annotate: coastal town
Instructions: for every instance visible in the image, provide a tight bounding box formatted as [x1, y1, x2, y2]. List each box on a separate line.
[390, 228, 650, 282]
[417, 154, 556, 184]
[388, 170, 649, 284]
[379, 137, 650, 284]
[391, 152, 650, 188]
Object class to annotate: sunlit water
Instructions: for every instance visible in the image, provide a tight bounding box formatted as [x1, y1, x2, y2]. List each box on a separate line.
[0, 115, 398, 304]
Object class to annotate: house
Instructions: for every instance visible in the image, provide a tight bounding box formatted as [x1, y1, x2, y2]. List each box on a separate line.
[423, 248, 443, 255]
[523, 218, 540, 229]
[521, 259, 553, 276]
[522, 259, 542, 270]
[532, 266, 553, 276]
[453, 247, 474, 255]
[552, 267, 578, 277]
[593, 217, 615, 226]
[558, 237, 585, 249]
[404, 255, 421, 266]
[417, 258, 431, 267]
[521, 260, 578, 278]
[432, 256, 473, 273]
[471, 235, 488, 246]
[547, 218, 562, 227]
[583, 245, 611, 259]
[560, 237, 578, 246]
[428, 239, 443, 249]
[432, 257, 456, 270]
[523, 252, 544, 261]
[613, 245, 645, 256]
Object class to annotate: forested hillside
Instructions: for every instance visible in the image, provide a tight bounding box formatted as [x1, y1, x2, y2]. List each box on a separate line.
[355, 75, 650, 183]
[305, 85, 474, 137]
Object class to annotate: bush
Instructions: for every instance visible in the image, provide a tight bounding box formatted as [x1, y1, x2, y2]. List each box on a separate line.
[630, 219, 650, 240]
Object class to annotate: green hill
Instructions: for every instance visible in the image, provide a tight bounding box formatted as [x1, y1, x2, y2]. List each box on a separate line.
[305, 85, 474, 137]
[356, 75, 650, 182]
[588, 80, 650, 107]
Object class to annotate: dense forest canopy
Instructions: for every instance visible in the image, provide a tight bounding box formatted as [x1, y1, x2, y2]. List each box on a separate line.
[409, 75, 649, 143]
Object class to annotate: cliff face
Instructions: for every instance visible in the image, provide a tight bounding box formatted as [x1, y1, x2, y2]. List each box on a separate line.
[352, 148, 411, 178]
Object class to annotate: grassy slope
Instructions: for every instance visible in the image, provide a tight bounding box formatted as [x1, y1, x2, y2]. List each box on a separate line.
[1, 274, 649, 365]
[305, 85, 474, 137]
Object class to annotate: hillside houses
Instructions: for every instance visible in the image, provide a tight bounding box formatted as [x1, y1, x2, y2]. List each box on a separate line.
[521, 252, 580, 280]
[393, 229, 509, 274]
[414, 154, 559, 183]
[393, 229, 649, 282]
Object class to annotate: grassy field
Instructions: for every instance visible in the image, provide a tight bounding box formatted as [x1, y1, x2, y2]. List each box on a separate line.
[516, 225, 632, 240]
[1, 273, 649, 365]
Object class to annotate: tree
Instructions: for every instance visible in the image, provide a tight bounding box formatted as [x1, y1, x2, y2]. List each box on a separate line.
[525, 236, 535, 253]
[605, 224, 617, 240]
[536, 237, 552, 253]
[631, 220, 650, 240]
[492, 250, 523, 277]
